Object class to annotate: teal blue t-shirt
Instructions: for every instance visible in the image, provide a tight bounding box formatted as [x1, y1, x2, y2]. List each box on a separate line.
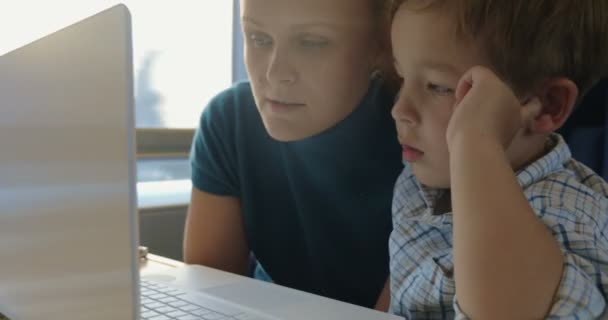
[190, 79, 403, 308]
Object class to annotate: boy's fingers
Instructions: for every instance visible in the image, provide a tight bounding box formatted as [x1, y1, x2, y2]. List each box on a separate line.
[521, 97, 542, 123]
[454, 69, 474, 104]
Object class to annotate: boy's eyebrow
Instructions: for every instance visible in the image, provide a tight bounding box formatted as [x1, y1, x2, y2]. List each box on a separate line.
[393, 59, 461, 76]
[421, 60, 461, 75]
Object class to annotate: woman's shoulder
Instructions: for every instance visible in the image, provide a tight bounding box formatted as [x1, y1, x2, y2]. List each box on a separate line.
[352, 77, 398, 121]
[205, 81, 255, 114]
[368, 75, 398, 104]
[197, 81, 259, 128]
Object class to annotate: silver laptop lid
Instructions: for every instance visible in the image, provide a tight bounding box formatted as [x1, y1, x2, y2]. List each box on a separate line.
[0, 4, 139, 320]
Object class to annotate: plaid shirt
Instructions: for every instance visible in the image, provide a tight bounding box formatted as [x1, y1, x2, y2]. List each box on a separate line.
[389, 134, 608, 319]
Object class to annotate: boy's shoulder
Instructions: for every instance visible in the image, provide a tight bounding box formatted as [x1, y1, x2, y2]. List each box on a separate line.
[524, 154, 608, 227]
[508, 133, 608, 229]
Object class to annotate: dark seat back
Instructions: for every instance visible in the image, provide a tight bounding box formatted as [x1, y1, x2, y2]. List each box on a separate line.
[558, 78, 608, 179]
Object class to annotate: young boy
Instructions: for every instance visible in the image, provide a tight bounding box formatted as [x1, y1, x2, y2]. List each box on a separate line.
[388, 0, 608, 319]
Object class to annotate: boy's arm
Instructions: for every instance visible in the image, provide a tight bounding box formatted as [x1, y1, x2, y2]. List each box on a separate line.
[447, 66, 563, 319]
[450, 137, 563, 319]
[374, 277, 391, 312]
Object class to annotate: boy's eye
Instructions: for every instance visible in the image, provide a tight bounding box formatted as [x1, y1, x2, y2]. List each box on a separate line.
[426, 83, 454, 96]
[249, 33, 273, 48]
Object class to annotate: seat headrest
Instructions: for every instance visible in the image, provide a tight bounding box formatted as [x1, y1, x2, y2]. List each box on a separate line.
[558, 78, 608, 179]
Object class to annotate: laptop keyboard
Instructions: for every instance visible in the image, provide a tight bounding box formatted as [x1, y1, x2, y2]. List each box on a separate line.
[140, 279, 269, 320]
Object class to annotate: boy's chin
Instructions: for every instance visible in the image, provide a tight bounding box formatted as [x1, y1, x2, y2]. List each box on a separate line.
[411, 165, 451, 189]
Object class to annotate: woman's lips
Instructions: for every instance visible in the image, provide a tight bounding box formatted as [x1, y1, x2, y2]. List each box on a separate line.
[266, 98, 306, 114]
[402, 144, 424, 162]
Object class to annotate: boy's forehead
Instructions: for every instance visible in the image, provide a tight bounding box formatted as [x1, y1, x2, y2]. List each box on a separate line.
[392, 6, 459, 46]
[392, 7, 486, 74]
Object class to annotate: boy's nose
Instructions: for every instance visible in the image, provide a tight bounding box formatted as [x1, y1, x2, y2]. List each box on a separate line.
[391, 94, 419, 126]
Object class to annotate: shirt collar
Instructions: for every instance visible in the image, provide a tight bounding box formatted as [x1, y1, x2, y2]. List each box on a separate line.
[515, 133, 571, 189]
[407, 133, 571, 218]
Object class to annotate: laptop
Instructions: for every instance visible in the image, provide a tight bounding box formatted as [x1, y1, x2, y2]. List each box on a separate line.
[0, 4, 403, 320]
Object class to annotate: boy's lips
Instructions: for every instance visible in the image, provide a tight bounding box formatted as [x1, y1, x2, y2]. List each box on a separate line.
[401, 144, 424, 162]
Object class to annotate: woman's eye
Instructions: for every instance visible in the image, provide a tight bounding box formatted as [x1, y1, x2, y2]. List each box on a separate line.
[426, 83, 454, 96]
[299, 36, 329, 48]
[249, 34, 273, 48]
[301, 40, 326, 48]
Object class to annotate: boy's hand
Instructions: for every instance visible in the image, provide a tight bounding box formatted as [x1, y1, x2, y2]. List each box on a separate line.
[446, 66, 541, 151]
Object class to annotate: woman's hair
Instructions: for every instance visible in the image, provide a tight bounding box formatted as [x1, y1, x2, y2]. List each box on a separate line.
[371, 0, 402, 90]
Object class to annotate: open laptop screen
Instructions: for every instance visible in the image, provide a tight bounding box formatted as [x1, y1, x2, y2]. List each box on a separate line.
[0, 5, 139, 320]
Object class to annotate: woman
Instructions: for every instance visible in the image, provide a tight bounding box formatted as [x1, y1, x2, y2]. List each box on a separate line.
[183, 0, 401, 309]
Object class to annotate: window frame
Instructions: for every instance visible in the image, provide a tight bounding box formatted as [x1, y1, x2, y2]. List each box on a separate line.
[136, 0, 246, 210]
[136, 128, 194, 159]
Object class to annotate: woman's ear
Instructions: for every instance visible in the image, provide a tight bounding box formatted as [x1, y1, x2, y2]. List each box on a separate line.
[370, 42, 390, 73]
[370, 18, 394, 76]
[529, 78, 579, 134]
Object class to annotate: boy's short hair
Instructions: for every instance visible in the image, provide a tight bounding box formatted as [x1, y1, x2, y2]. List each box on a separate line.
[391, 0, 608, 100]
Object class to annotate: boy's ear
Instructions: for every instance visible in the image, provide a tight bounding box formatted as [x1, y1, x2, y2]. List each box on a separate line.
[529, 78, 579, 134]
